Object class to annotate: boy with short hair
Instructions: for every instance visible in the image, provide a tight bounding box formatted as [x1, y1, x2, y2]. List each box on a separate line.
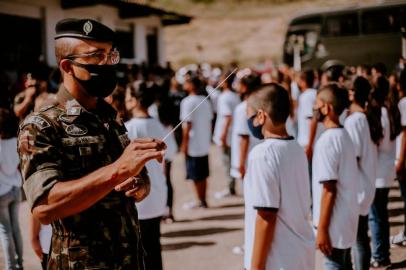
[244, 83, 314, 270]
[312, 83, 359, 269]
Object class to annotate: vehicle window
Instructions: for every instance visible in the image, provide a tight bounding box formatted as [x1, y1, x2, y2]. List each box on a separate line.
[362, 8, 402, 34]
[323, 13, 359, 36]
[291, 16, 322, 26]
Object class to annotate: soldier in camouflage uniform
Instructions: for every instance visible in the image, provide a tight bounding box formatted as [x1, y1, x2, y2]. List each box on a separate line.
[17, 18, 165, 270]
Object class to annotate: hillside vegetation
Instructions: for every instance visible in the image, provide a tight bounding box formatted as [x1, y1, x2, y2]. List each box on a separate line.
[147, 0, 379, 67]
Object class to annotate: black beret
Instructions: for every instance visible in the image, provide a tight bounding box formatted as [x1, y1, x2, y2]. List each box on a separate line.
[55, 18, 115, 42]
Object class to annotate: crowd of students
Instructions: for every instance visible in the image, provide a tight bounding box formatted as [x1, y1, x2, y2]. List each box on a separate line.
[0, 59, 406, 270]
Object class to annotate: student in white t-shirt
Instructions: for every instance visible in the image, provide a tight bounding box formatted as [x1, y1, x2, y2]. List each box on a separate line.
[124, 81, 167, 270]
[180, 76, 213, 209]
[312, 83, 359, 270]
[213, 72, 241, 197]
[391, 70, 406, 247]
[345, 76, 381, 270]
[230, 73, 262, 180]
[297, 70, 324, 160]
[369, 76, 402, 268]
[0, 109, 23, 270]
[244, 83, 314, 270]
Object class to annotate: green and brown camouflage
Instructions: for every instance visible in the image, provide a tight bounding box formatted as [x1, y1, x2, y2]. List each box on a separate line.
[17, 85, 145, 270]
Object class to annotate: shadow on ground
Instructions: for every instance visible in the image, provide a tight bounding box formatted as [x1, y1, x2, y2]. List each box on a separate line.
[162, 227, 241, 238]
[389, 208, 404, 218]
[176, 213, 245, 223]
[162, 241, 216, 251]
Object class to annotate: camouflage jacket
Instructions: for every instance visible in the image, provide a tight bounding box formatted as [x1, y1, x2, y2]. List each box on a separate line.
[18, 86, 145, 270]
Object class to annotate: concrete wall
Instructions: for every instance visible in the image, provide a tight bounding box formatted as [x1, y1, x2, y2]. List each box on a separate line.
[0, 0, 165, 67]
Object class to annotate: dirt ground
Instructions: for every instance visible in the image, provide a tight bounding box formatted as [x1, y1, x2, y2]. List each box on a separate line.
[1, 145, 405, 270]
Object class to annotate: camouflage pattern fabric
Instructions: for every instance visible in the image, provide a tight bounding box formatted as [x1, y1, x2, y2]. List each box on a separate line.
[18, 86, 145, 270]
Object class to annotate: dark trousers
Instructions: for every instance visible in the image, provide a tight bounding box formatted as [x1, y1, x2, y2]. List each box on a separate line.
[369, 188, 390, 263]
[165, 161, 173, 209]
[323, 248, 352, 270]
[139, 217, 163, 270]
[41, 253, 48, 270]
[398, 168, 406, 234]
[353, 215, 371, 270]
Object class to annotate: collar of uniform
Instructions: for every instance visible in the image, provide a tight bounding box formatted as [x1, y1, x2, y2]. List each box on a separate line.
[56, 85, 85, 117]
[56, 84, 118, 122]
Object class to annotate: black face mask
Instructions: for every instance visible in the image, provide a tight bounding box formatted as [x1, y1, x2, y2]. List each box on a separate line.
[313, 107, 326, 123]
[70, 60, 117, 98]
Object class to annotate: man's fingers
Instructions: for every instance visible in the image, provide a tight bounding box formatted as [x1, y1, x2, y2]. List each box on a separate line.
[115, 177, 136, 192]
[139, 150, 165, 163]
[125, 187, 143, 197]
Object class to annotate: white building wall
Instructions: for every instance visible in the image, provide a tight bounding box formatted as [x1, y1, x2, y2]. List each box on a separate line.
[0, 0, 167, 67]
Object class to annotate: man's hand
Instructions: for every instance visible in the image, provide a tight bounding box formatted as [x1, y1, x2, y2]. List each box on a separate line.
[113, 138, 166, 181]
[31, 237, 43, 260]
[239, 165, 246, 179]
[305, 145, 313, 161]
[316, 229, 333, 256]
[181, 142, 188, 156]
[220, 133, 229, 149]
[26, 86, 37, 99]
[396, 160, 404, 176]
[115, 174, 151, 202]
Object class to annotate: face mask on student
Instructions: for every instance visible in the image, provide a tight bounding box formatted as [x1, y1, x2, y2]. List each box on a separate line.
[313, 107, 326, 123]
[247, 113, 264, 140]
[70, 61, 117, 98]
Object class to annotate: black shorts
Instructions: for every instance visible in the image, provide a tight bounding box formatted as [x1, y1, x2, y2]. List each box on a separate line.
[186, 155, 209, 181]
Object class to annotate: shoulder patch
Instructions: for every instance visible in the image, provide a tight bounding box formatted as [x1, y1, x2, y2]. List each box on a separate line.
[21, 115, 51, 130]
[65, 124, 88, 136]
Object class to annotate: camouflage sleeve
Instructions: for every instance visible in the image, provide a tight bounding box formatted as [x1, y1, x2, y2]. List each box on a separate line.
[18, 113, 62, 209]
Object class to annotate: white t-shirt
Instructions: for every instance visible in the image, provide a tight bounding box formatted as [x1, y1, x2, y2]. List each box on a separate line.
[213, 90, 240, 146]
[344, 112, 378, 216]
[376, 107, 396, 188]
[396, 97, 406, 160]
[230, 101, 261, 178]
[39, 224, 52, 254]
[125, 117, 168, 219]
[244, 138, 314, 270]
[0, 137, 22, 196]
[163, 126, 178, 162]
[297, 89, 324, 147]
[180, 95, 213, 157]
[312, 128, 359, 249]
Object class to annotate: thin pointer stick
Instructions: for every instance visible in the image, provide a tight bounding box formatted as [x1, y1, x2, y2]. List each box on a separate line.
[162, 68, 238, 142]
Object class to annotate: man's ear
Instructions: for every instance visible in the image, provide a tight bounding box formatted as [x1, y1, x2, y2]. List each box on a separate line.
[321, 103, 329, 116]
[256, 109, 266, 125]
[59, 59, 74, 76]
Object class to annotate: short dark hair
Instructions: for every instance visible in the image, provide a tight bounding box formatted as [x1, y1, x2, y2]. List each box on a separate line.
[372, 62, 387, 76]
[127, 81, 156, 109]
[318, 83, 349, 116]
[240, 73, 261, 95]
[400, 69, 406, 93]
[248, 83, 290, 125]
[0, 108, 18, 139]
[352, 76, 372, 107]
[300, 69, 315, 88]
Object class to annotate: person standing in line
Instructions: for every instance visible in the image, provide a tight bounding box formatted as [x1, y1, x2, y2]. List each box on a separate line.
[125, 81, 168, 270]
[296, 70, 324, 161]
[0, 108, 23, 270]
[213, 72, 241, 198]
[391, 69, 406, 247]
[345, 76, 382, 270]
[180, 76, 213, 209]
[312, 83, 359, 270]
[369, 76, 401, 268]
[244, 83, 314, 270]
[230, 73, 262, 182]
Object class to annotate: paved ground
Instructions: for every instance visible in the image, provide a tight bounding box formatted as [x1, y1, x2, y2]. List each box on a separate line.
[1, 146, 406, 269]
